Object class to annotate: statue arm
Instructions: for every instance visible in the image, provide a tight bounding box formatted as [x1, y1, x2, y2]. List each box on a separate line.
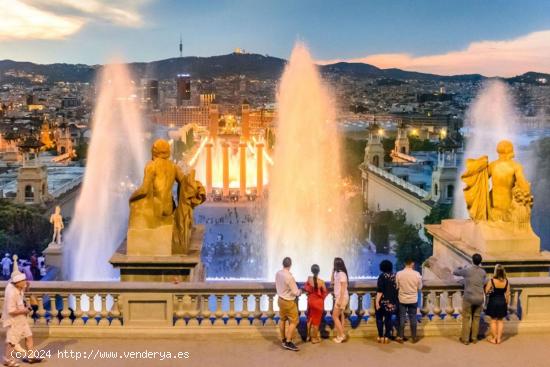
[130, 163, 154, 202]
[514, 163, 531, 193]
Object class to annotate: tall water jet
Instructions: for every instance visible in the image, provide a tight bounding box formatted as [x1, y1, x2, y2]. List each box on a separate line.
[453, 79, 519, 218]
[66, 61, 147, 280]
[267, 43, 345, 280]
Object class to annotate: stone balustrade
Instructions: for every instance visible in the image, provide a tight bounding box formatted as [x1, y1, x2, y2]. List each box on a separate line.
[0, 278, 549, 338]
[366, 163, 429, 198]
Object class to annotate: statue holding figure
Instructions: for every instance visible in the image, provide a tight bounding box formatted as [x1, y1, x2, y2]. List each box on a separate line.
[461, 140, 533, 228]
[49, 206, 64, 246]
[128, 139, 206, 254]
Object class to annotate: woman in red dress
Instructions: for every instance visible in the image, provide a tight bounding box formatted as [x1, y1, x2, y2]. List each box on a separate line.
[304, 264, 328, 343]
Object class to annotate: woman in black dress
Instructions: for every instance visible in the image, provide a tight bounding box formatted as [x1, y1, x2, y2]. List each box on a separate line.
[375, 260, 398, 344]
[484, 264, 510, 344]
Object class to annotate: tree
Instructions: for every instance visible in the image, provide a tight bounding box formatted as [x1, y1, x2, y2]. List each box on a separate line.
[409, 136, 438, 151]
[423, 203, 452, 240]
[395, 224, 432, 270]
[0, 200, 50, 257]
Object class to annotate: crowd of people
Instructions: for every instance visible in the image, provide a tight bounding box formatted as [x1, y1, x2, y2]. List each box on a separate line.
[275, 253, 511, 351]
[1, 251, 45, 282]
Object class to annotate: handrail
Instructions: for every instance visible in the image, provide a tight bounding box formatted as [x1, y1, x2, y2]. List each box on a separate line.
[366, 163, 429, 198]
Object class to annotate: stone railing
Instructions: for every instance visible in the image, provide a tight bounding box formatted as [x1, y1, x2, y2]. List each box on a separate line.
[366, 163, 429, 199]
[1, 278, 549, 338]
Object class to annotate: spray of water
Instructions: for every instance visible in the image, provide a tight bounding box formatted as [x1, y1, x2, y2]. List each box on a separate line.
[66, 60, 147, 280]
[266, 42, 346, 281]
[453, 79, 519, 218]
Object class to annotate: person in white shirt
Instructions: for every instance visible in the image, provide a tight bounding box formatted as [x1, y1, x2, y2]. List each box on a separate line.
[395, 258, 423, 343]
[275, 257, 301, 351]
[2, 269, 40, 366]
[331, 257, 349, 343]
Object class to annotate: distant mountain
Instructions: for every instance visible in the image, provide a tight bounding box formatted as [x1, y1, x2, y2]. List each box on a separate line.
[0, 53, 548, 85]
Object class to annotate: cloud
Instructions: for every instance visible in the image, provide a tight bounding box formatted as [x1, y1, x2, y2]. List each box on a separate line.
[318, 30, 550, 77]
[0, 0, 152, 41]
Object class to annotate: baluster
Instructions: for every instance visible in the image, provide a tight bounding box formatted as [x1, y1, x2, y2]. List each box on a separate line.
[241, 294, 250, 325]
[433, 291, 442, 319]
[73, 294, 84, 326]
[97, 294, 109, 326]
[213, 295, 223, 325]
[252, 294, 262, 326]
[445, 291, 455, 318]
[368, 292, 376, 318]
[265, 294, 276, 326]
[86, 294, 98, 326]
[35, 295, 47, 326]
[59, 294, 71, 325]
[227, 295, 238, 326]
[174, 295, 185, 326]
[109, 294, 122, 326]
[356, 293, 365, 319]
[187, 295, 200, 326]
[420, 291, 430, 318]
[509, 289, 520, 318]
[200, 295, 211, 324]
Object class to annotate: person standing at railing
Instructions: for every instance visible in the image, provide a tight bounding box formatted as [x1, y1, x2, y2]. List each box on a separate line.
[375, 260, 398, 344]
[331, 257, 349, 343]
[453, 253, 486, 345]
[275, 257, 301, 352]
[303, 264, 328, 344]
[396, 258, 422, 344]
[484, 265, 511, 345]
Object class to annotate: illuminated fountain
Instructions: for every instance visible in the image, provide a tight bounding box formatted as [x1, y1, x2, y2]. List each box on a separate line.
[66, 61, 147, 280]
[190, 117, 272, 199]
[266, 42, 346, 280]
[453, 79, 520, 218]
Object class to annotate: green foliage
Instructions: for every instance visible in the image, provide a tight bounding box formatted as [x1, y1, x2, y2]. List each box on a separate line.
[409, 136, 438, 151]
[395, 223, 432, 269]
[341, 138, 366, 181]
[371, 209, 431, 270]
[381, 137, 395, 162]
[423, 203, 452, 240]
[74, 141, 88, 161]
[0, 200, 50, 257]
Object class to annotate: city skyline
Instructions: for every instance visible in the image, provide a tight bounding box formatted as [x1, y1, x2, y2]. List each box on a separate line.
[0, 0, 549, 76]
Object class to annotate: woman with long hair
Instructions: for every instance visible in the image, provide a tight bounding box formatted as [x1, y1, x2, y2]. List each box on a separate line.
[375, 260, 398, 344]
[303, 264, 328, 343]
[484, 264, 510, 344]
[331, 257, 349, 343]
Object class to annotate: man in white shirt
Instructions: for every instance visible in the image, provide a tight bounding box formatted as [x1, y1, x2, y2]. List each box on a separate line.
[396, 258, 423, 343]
[275, 257, 301, 351]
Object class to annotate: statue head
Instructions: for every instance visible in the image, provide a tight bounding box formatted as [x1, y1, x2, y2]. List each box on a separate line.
[496, 140, 515, 160]
[55, 205, 61, 214]
[152, 139, 171, 159]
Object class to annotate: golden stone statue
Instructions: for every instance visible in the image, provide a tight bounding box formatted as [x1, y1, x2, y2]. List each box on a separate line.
[462, 140, 533, 226]
[127, 139, 206, 255]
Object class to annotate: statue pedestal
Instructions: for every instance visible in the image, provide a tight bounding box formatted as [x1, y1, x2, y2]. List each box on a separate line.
[43, 242, 63, 280]
[425, 219, 550, 280]
[110, 225, 206, 282]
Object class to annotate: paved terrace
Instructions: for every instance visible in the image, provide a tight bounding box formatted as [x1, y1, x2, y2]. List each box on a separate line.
[0, 334, 547, 367]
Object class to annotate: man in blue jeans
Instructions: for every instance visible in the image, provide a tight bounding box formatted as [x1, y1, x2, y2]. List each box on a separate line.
[396, 258, 423, 343]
